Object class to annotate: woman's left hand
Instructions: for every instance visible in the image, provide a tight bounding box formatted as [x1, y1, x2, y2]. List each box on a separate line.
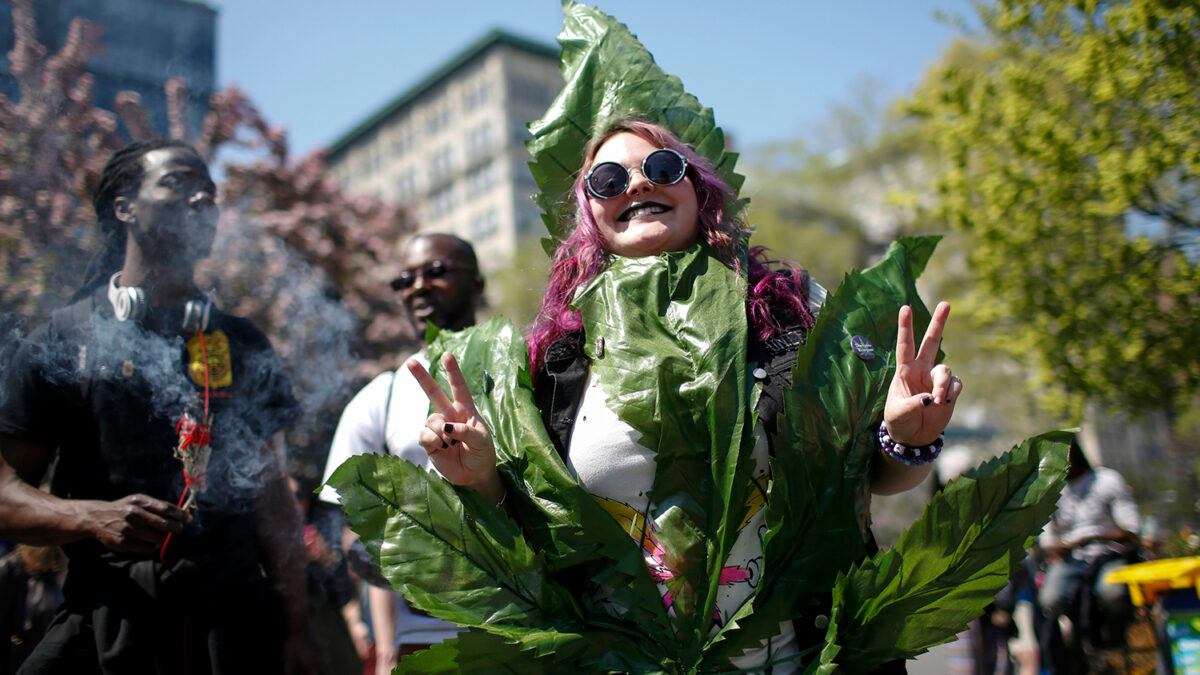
[883, 301, 963, 446]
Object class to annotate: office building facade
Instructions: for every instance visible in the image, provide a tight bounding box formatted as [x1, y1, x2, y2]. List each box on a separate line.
[325, 30, 562, 271]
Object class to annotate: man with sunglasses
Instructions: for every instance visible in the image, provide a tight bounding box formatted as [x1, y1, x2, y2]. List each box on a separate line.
[319, 233, 483, 673]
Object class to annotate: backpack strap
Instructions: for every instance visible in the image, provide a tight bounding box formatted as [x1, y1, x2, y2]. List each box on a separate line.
[380, 370, 398, 455]
[749, 325, 808, 439]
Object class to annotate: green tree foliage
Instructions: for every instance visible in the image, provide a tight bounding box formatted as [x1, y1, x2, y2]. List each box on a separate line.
[742, 87, 1063, 542]
[908, 0, 1200, 416]
[744, 79, 926, 282]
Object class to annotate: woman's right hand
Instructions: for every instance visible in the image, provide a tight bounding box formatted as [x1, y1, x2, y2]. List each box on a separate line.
[406, 352, 504, 503]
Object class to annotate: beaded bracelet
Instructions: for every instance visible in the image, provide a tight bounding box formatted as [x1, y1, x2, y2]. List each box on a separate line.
[877, 422, 943, 466]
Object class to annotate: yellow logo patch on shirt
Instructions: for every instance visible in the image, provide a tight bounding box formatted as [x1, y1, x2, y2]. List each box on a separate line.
[187, 330, 232, 388]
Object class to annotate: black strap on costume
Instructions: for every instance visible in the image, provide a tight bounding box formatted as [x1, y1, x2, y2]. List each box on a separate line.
[533, 330, 590, 461]
[747, 326, 807, 446]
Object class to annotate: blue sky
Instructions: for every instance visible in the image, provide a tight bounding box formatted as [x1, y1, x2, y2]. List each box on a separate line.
[213, 1, 978, 157]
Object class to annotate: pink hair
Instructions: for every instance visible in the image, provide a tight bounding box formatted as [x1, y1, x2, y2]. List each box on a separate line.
[526, 118, 813, 373]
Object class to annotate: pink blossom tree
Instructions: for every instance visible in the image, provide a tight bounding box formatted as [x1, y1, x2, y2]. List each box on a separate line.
[1, 0, 418, 457]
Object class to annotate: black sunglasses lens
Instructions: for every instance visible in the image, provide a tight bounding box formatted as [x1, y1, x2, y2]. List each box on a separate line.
[588, 163, 628, 198]
[390, 273, 414, 291]
[644, 150, 685, 185]
[425, 262, 448, 279]
[392, 262, 453, 290]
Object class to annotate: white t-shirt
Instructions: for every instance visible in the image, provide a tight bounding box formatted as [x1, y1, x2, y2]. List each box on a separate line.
[320, 352, 462, 647]
[566, 376, 798, 670]
[1039, 467, 1140, 563]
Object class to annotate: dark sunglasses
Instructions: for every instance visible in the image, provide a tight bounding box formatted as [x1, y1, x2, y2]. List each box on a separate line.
[389, 260, 475, 291]
[585, 148, 689, 199]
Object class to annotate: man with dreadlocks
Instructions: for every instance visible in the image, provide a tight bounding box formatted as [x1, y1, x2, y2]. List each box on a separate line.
[0, 140, 315, 674]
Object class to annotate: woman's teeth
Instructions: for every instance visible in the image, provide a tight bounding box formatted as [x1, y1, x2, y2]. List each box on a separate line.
[622, 204, 668, 221]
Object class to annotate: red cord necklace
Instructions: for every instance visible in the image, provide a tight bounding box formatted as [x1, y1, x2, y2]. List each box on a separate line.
[160, 328, 213, 563]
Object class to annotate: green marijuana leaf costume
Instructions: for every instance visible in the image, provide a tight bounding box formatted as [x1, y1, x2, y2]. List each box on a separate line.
[327, 3, 1069, 672]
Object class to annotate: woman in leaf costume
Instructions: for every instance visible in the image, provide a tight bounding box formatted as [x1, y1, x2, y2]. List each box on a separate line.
[408, 117, 958, 671]
[327, 3, 1069, 673]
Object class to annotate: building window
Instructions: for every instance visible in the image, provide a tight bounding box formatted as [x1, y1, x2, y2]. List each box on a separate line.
[392, 126, 415, 158]
[470, 209, 499, 239]
[465, 160, 497, 195]
[466, 123, 493, 159]
[429, 146, 454, 182]
[427, 100, 453, 134]
[463, 80, 492, 109]
[395, 169, 418, 202]
[428, 183, 456, 218]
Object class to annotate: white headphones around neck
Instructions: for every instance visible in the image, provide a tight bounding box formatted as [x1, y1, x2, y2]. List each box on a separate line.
[108, 273, 211, 332]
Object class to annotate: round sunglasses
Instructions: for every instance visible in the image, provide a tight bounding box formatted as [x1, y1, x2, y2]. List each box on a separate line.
[585, 148, 689, 199]
[389, 260, 475, 291]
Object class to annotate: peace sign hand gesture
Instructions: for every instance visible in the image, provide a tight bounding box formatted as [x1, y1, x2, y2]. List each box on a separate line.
[883, 302, 963, 447]
[406, 352, 505, 503]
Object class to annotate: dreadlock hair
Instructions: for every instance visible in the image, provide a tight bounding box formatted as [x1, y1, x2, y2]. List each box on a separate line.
[72, 139, 199, 302]
[525, 117, 814, 375]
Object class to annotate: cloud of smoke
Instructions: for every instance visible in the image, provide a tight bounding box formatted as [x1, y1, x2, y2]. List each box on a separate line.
[198, 207, 361, 469]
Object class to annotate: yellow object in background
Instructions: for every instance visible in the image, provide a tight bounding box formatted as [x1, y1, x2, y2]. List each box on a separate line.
[1106, 556, 1200, 675]
[1105, 556, 1200, 607]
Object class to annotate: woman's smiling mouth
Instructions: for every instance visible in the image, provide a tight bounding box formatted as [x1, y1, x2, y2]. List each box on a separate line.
[619, 202, 671, 222]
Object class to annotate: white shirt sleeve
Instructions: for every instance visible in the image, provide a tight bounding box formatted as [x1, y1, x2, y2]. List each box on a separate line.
[318, 371, 396, 503]
[1106, 471, 1141, 535]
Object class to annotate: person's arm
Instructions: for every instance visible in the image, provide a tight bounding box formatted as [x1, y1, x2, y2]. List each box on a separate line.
[871, 302, 963, 496]
[254, 432, 316, 675]
[1107, 471, 1141, 544]
[341, 594, 373, 662]
[869, 451, 935, 496]
[0, 434, 190, 552]
[406, 354, 504, 503]
[1039, 521, 1069, 562]
[369, 584, 399, 675]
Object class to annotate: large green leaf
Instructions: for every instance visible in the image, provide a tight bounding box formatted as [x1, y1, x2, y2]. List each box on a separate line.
[327, 453, 580, 640]
[330, 447, 674, 670]
[425, 318, 673, 641]
[394, 629, 546, 674]
[710, 237, 939, 660]
[572, 242, 759, 662]
[820, 429, 1071, 671]
[527, 0, 744, 244]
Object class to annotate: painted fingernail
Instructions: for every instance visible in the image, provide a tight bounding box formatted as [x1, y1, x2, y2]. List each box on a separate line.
[444, 424, 454, 433]
[922, 396, 932, 407]
[449, 439, 458, 446]
[946, 397, 953, 403]
[440, 442, 448, 449]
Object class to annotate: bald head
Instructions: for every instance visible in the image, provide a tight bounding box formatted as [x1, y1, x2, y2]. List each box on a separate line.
[412, 233, 477, 269]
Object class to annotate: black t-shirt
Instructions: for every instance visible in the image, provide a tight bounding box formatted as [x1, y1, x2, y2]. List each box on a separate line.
[0, 288, 302, 582]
